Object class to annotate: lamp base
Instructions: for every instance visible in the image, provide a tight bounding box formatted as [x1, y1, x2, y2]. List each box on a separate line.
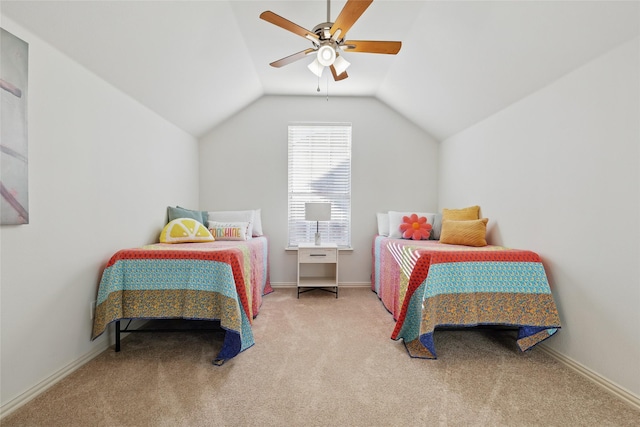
[314, 232, 321, 246]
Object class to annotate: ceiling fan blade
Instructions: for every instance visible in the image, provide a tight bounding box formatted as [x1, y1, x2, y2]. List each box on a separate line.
[270, 48, 316, 68]
[330, 0, 373, 39]
[330, 66, 348, 81]
[260, 11, 319, 43]
[342, 40, 402, 55]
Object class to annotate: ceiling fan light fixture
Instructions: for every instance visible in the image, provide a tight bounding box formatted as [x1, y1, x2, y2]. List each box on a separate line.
[333, 54, 350, 75]
[317, 44, 336, 67]
[308, 58, 324, 77]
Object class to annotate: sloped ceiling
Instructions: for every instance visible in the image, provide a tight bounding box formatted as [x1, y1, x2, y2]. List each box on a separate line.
[2, 1, 638, 140]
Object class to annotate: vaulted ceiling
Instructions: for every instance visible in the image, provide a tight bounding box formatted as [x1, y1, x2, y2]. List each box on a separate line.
[2, 1, 638, 140]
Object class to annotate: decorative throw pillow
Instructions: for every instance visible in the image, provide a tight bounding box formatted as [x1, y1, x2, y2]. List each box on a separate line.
[400, 214, 433, 240]
[159, 218, 215, 244]
[442, 205, 480, 221]
[388, 211, 437, 239]
[208, 221, 250, 241]
[207, 210, 255, 238]
[440, 218, 489, 247]
[167, 206, 207, 224]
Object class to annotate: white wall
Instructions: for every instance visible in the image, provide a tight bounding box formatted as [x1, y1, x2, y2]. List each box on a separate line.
[0, 19, 199, 409]
[439, 38, 640, 397]
[199, 95, 439, 284]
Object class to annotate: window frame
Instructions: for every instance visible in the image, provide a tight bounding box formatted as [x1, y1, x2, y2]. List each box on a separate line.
[287, 122, 352, 249]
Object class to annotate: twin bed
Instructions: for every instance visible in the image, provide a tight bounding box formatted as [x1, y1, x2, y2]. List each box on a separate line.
[91, 212, 271, 365]
[373, 235, 561, 359]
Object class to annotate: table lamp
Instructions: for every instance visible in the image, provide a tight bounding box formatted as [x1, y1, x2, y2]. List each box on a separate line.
[305, 202, 331, 245]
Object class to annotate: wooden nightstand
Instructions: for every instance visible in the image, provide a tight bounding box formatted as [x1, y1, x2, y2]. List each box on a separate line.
[297, 243, 338, 298]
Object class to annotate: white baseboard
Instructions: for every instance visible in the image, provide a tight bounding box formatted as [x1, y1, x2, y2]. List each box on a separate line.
[0, 340, 110, 419]
[539, 344, 640, 410]
[271, 281, 371, 288]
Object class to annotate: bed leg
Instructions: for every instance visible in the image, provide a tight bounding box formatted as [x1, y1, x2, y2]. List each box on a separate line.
[115, 320, 121, 352]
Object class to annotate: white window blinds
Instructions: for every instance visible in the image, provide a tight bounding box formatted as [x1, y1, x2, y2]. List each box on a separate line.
[288, 123, 352, 248]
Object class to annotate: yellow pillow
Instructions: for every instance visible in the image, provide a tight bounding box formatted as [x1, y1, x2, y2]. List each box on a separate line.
[442, 205, 480, 221]
[440, 218, 488, 247]
[160, 218, 215, 243]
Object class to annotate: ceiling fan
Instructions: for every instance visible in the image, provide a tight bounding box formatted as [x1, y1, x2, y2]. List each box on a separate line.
[260, 0, 401, 81]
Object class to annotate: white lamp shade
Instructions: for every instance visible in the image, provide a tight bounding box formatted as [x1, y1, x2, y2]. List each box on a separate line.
[305, 202, 331, 221]
[333, 55, 350, 75]
[307, 58, 324, 77]
[317, 45, 336, 67]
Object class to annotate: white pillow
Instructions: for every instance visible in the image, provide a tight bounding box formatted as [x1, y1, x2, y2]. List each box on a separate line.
[207, 210, 255, 238]
[376, 212, 389, 236]
[252, 209, 263, 236]
[430, 213, 443, 240]
[208, 221, 250, 241]
[388, 211, 437, 239]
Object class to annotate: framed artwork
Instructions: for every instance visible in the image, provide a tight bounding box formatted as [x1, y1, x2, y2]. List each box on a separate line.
[1, 27, 29, 225]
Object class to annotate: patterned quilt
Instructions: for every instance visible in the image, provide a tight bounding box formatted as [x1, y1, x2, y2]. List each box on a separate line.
[390, 247, 561, 359]
[92, 237, 272, 362]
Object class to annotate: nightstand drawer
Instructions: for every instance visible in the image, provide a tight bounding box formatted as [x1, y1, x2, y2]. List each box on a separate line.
[298, 248, 337, 263]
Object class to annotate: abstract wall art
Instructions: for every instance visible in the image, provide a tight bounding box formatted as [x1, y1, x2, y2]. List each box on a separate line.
[1, 27, 29, 225]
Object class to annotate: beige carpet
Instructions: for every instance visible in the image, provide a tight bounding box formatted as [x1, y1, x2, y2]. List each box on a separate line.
[3, 287, 638, 426]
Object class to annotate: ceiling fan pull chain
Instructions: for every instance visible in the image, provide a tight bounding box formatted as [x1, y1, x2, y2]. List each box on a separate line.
[317, 72, 321, 92]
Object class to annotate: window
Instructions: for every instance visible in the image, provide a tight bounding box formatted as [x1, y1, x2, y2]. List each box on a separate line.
[288, 123, 352, 248]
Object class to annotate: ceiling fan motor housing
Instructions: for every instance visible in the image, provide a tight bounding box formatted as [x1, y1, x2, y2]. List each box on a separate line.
[312, 22, 337, 41]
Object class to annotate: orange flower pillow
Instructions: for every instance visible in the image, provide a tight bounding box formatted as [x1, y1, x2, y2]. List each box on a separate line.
[400, 214, 433, 240]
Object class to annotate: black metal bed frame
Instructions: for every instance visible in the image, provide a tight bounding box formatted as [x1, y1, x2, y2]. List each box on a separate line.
[113, 319, 222, 352]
